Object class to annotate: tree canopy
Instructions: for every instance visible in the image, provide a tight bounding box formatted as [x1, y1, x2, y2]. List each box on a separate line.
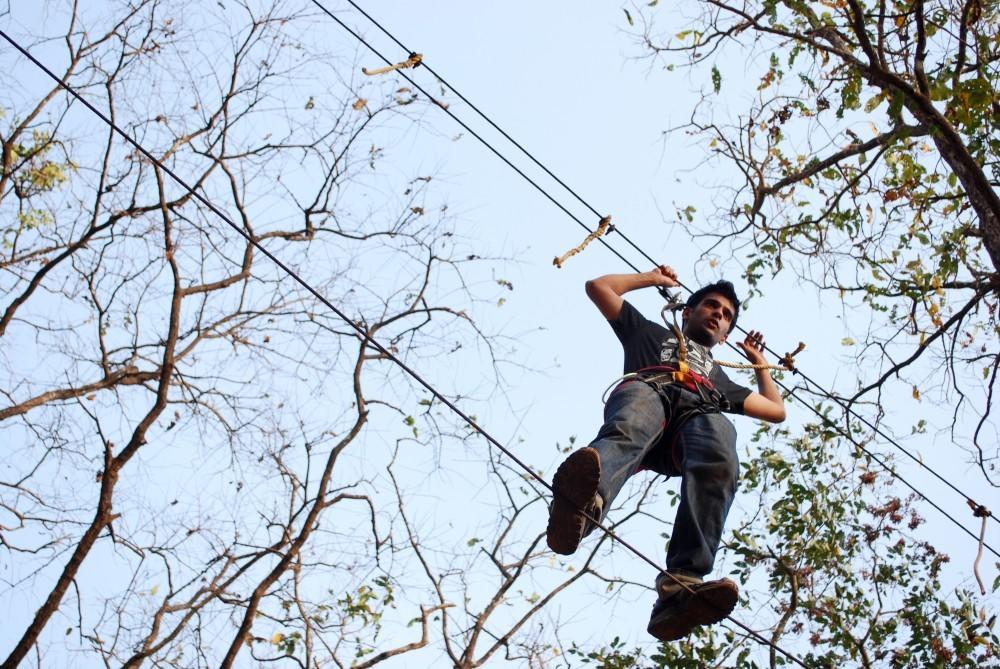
[1, 2, 998, 668]
[638, 0, 999, 481]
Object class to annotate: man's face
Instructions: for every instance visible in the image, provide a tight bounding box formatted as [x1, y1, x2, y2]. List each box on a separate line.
[682, 292, 736, 347]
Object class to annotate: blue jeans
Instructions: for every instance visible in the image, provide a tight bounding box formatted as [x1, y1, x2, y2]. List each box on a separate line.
[590, 379, 739, 577]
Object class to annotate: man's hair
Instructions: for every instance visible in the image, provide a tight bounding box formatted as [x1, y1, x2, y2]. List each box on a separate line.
[685, 280, 741, 333]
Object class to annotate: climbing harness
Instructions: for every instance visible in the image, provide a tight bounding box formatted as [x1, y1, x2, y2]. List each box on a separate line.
[598, 288, 778, 404]
[600, 288, 806, 429]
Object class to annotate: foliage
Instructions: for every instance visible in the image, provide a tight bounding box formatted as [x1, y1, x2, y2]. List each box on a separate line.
[618, 3, 1000, 658]
[5, 2, 997, 667]
[1, 126, 72, 249]
[573, 417, 999, 667]
[638, 0, 1000, 480]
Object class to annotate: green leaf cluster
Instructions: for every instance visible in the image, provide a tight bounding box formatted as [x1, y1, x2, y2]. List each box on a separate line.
[574, 418, 999, 666]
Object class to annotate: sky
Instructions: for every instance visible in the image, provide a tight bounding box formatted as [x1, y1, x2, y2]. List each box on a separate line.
[1, 0, 997, 664]
[307, 0, 998, 650]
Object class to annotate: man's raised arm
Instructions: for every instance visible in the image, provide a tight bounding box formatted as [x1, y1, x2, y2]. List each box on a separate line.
[584, 266, 678, 321]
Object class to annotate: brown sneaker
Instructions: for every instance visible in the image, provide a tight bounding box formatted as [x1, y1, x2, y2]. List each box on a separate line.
[654, 570, 703, 598]
[646, 590, 694, 641]
[546, 447, 601, 555]
[647, 575, 739, 641]
[687, 578, 739, 627]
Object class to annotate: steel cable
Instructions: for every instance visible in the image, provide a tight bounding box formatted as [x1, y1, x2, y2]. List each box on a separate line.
[319, 1, 1000, 546]
[0, 27, 814, 669]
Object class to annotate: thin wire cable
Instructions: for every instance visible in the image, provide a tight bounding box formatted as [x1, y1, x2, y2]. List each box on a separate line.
[304, 0, 643, 274]
[790, 350, 997, 517]
[323, 0, 999, 536]
[0, 28, 813, 669]
[648, 304, 991, 552]
[771, 370, 1000, 558]
[328, 0, 663, 269]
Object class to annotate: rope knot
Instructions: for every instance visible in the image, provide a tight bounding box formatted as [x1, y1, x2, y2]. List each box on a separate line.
[363, 52, 424, 76]
[968, 499, 990, 518]
[779, 342, 806, 371]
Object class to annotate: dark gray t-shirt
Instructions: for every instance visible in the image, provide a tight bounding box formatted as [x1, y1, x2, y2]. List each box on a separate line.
[609, 300, 752, 414]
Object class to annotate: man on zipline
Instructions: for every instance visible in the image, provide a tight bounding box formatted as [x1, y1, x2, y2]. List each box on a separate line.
[546, 266, 786, 641]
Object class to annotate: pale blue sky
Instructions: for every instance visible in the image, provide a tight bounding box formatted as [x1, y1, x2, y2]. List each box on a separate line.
[1, 0, 996, 663]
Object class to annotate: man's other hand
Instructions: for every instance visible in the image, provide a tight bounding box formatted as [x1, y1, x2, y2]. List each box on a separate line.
[736, 330, 768, 365]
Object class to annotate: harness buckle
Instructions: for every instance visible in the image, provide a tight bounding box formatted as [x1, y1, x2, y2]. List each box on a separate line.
[670, 361, 692, 385]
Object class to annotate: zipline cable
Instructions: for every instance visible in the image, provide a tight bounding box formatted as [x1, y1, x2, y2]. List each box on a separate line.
[302, 1, 645, 275]
[321, 0, 1000, 543]
[0, 28, 814, 669]
[326, 0, 658, 267]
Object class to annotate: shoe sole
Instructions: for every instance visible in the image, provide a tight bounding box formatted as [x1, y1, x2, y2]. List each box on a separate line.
[688, 581, 738, 626]
[546, 447, 600, 555]
[646, 609, 694, 642]
[646, 581, 738, 642]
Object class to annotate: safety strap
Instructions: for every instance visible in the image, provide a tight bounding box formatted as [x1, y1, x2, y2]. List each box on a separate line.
[633, 365, 727, 412]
